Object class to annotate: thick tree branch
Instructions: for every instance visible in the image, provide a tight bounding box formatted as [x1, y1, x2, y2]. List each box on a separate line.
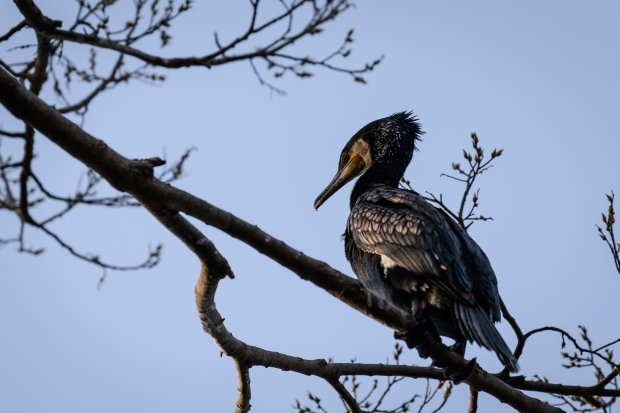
[1, 64, 611, 413]
[504, 377, 620, 399]
[1, 61, 413, 327]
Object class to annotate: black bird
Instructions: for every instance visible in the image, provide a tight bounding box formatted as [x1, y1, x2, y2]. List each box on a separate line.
[314, 112, 518, 374]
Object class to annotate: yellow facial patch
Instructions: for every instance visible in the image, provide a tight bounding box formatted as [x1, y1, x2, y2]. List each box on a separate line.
[349, 139, 372, 169]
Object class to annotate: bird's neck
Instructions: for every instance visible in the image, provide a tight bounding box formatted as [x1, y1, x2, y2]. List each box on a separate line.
[350, 164, 405, 209]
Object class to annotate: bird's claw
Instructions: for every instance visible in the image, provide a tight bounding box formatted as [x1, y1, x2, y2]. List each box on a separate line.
[394, 321, 438, 353]
[447, 341, 466, 357]
[442, 357, 477, 384]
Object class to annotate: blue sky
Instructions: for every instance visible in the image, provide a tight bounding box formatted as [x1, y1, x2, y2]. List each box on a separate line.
[1, 1, 620, 412]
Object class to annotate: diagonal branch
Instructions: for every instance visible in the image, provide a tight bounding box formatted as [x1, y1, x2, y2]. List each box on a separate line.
[0, 63, 603, 413]
[327, 378, 363, 413]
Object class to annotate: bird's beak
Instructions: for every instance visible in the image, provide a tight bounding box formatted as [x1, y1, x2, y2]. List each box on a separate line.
[314, 153, 367, 210]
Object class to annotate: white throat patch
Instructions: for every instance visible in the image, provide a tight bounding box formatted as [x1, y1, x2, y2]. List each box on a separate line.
[380, 255, 398, 272]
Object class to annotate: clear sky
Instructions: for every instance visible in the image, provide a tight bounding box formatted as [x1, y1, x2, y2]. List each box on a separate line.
[1, 1, 620, 412]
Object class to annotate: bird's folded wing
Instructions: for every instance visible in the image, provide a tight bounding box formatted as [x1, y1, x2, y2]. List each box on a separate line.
[348, 188, 476, 304]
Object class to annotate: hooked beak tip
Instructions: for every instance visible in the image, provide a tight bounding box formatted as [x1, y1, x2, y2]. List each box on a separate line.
[313, 198, 323, 210]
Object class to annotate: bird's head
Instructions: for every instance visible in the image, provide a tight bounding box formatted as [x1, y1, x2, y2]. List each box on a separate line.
[314, 111, 423, 209]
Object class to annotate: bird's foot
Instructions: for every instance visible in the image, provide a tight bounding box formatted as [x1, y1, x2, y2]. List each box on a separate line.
[394, 323, 431, 349]
[429, 341, 474, 384]
[430, 341, 466, 366]
[442, 357, 477, 384]
[394, 321, 439, 359]
[394, 326, 427, 349]
[447, 341, 466, 357]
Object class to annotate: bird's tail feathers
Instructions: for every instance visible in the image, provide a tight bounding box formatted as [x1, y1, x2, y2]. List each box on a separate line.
[452, 302, 519, 372]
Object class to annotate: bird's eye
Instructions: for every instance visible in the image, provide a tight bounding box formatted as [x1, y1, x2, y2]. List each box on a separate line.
[339, 152, 350, 166]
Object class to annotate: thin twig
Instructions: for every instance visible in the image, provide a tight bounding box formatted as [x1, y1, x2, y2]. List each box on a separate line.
[468, 388, 478, 413]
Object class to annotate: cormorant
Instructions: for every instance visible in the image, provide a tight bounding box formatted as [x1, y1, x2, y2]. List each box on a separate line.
[314, 112, 518, 374]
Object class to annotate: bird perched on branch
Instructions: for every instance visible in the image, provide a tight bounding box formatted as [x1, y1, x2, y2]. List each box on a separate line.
[314, 112, 518, 377]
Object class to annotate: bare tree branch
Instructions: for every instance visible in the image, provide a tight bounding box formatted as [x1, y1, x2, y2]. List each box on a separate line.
[468, 387, 478, 413]
[1, 63, 603, 413]
[409, 132, 502, 230]
[235, 360, 252, 413]
[2, 6, 619, 410]
[402, 133, 619, 412]
[327, 378, 362, 413]
[597, 192, 620, 275]
[0, 20, 27, 43]
[12, 0, 380, 85]
[2, 0, 382, 273]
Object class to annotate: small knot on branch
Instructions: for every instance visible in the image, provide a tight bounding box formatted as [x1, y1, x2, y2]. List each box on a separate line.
[46, 19, 62, 30]
[131, 157, 166, 178]
[133, 156, 166, 168]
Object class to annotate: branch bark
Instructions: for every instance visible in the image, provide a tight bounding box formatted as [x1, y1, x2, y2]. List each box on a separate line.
[468, 387, 479, 413]
[234, 360, 252, 413]
[327, 378, 363, 413]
